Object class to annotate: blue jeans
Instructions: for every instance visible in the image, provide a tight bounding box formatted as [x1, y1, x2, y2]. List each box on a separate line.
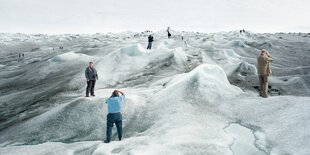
[106, 113, 122, 141]
[147, 42, 152, 49]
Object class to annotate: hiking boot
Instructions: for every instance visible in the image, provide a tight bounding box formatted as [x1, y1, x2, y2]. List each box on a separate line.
[261, 95, 268, 98]
[104, 140, 110, 143]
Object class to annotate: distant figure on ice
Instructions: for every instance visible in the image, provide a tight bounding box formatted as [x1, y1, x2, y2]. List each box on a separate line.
[19, 53, 21, 58]
[104, 90, 125, 143]
[85, 62, 98, 97]
[147, 34, 154, 50]
[257, 49, 273, 98]
[167, 27, 171, 39]
[22, 53, 24, 57]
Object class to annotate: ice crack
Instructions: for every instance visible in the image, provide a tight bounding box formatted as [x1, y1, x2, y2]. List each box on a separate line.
[223, 121, 272, 155]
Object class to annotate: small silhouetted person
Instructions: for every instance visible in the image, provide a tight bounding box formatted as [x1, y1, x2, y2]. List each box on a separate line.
[147, 35, 154, 50]
[167, 27, 171, 39]
[243, 29, 245, 33]
[19, 53, 21, 58]
[22, 53, 24, 57]
[181, 36, 184, 40]
[240, 30, 242, 34]
[85, 62, 98, 97]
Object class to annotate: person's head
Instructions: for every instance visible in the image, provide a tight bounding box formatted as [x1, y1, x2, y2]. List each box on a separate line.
[261, 49, 267, 55]
[89, 62, 94, 67]
[111, 90, 120, 97]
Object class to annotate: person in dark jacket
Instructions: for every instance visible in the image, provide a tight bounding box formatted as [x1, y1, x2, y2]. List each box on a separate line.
[147, 34, 154, 50]
[104, 90, 125, 143]
[167, 27, 171, 39]
[85, 62, 98, 97]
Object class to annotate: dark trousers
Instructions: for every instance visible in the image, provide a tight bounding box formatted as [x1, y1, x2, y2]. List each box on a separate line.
[147, 42, 152, 49]
[106, 113, 122, 141]
[86, 80, 96, 96]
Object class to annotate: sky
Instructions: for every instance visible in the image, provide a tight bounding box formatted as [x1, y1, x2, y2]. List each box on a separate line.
[0, 0, 309, 34]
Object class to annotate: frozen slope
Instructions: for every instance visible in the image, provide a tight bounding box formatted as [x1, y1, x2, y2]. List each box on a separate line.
[0, 31, 310, 155]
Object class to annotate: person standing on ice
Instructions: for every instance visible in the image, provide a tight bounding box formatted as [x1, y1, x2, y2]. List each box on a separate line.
[167, 27, 171, 39]
[147, 34, 154, 50]
[85, 62, 98, 97]
[257, 49, 273, 98]
[104, 90, 125, 143]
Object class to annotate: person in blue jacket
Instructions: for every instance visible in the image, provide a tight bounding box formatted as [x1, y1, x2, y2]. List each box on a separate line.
[85, 62, 98, 97]
[104, 90, 125, 143]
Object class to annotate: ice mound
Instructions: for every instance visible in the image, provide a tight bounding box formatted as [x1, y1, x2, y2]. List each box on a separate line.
[229, 40, 247, 48]
[94, 44, 151, 85]
[162, 64, 242, 104]
[207, 49, 242, 76]
[237, 62, 257, 76]
[219, 49, 241, 59]
[0, 99, 105, 145]
[120, 44, 147, 56]
[230, 62, 257, 82]
[95, 44, 189, 86]
[172, 47, 188, 70]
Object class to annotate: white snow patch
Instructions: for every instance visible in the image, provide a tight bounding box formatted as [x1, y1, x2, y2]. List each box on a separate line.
[50, 52, 91, 62]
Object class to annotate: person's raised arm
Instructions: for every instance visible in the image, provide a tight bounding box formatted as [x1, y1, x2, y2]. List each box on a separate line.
[265, 52, 273, 62]
[265, 56, 273, 62]
[117, 90, 125, 96]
